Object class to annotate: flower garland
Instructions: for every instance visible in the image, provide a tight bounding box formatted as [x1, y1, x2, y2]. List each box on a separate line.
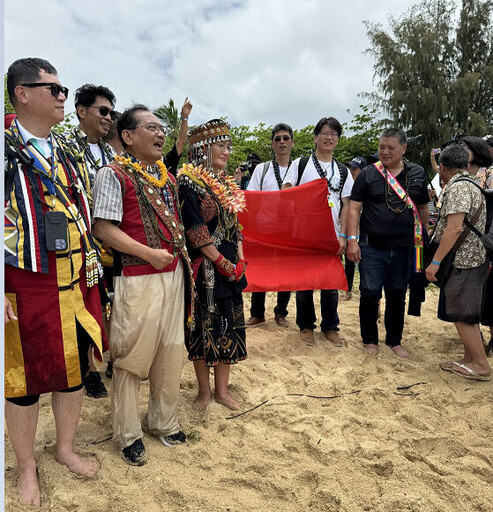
[115, 154, 168, 188]
[178, 164, 246, 214]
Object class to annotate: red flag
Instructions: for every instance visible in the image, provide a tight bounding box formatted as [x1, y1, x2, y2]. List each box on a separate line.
[239, 178, 348, 292]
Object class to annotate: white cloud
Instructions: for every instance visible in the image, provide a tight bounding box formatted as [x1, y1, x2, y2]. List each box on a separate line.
[5, 0, 416, 129]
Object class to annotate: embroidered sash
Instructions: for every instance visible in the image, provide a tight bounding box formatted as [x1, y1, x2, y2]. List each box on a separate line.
[373, 161, 424, 271]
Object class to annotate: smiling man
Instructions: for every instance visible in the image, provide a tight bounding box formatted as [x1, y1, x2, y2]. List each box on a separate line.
[92, 105, 194, 466]
[4, 57, 106, 506]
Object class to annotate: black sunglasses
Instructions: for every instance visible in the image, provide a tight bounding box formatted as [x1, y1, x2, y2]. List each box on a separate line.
[21, 82, 69, 98]
[87, 105, 117, 120]
[273, 135, 291, 142]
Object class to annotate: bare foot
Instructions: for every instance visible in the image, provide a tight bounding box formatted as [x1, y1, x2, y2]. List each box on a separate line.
[391, 345, 409, 358]
[364, 344, 379, 355]
[194, 392, 212, 410]
[56, 452, 99, 478]
[17, 465, 41, 507]
[214, 392, 240, 410]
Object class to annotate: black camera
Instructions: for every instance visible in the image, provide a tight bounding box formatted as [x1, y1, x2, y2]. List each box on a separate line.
[407, 134, 426, 149]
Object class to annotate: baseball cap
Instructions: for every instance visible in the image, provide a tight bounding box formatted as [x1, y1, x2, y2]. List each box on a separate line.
[348, 156, 367, 168]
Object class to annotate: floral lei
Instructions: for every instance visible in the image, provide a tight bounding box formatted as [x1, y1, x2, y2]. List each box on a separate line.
[115, 154, 168, 188]
[178, 164, 246, 214]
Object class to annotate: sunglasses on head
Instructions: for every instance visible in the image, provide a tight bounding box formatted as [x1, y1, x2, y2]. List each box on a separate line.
[21, 82, 69, 98]
[87, 105, 117, 120]
[273, 135, 291, 142]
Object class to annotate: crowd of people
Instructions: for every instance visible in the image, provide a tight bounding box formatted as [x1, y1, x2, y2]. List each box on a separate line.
[3, 56, 493, 506]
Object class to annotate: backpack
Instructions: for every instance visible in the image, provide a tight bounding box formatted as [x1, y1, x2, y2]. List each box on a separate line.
[296, 156, 349, 198]
[455, 176, 493, 257]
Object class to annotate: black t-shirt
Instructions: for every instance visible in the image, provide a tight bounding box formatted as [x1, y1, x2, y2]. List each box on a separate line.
[163, 145, 181, 175]
[350, 161, 429, 249]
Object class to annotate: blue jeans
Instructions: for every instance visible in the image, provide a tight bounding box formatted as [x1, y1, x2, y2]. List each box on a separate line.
[296, 289, 339, 332]
[359, 245, 412, 346]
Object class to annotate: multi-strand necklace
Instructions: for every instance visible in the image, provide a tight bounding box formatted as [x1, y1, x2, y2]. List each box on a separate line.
[115, 154, 168, 188]
[311, 153, 341, 192]
[384, 166, 409, 214]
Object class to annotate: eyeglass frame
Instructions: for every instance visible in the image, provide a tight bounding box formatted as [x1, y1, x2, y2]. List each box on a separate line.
[214, 141, 234, 154]
[273, 135, 292, 143]
[21, 82, 69, 98]
[85, 105, 117, 121]
[128, 123, 166, 134]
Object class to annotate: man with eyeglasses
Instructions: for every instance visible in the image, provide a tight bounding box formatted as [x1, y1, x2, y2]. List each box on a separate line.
[245, 123, 295, 328]
[4, 57, 106, 506]
[283, 117, 353, 347]
[63, 84, 118, 399]
[92, 104, 194, 466]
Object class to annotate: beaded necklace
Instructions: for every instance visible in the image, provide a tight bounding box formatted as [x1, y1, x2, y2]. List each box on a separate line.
[272, 158, 292, 190]
[311, 153, 341, 192]
[384, 166, 409, 214]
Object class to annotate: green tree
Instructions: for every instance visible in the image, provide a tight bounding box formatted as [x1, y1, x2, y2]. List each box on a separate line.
[154, 99, 180, 142]
[366, 0, 493, 157]
[5, 74, 14, 114]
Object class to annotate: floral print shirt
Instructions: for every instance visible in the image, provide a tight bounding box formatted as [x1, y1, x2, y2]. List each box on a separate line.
[435, 171, 486, 268]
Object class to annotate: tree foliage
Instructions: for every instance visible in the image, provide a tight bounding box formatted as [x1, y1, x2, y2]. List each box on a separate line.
[366, 0, 493, 150]
[5, 74, 14, 114]
[154, 99, 180, 142]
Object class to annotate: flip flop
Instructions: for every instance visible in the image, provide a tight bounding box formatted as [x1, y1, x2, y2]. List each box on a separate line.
[441, 361, 491, 382]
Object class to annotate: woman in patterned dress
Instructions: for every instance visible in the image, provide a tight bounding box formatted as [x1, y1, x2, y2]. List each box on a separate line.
[178, 119, 247, 410]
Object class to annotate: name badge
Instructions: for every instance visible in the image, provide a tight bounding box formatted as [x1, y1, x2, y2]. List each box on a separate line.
[328, 196, 335, 208]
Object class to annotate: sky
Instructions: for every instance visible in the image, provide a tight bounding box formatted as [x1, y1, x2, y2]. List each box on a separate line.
[5, 0, 418, 130]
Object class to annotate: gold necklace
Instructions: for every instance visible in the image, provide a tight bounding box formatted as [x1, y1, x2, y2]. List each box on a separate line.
[115, 155, 168, 188]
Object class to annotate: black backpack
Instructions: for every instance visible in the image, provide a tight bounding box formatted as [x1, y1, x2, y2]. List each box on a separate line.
[455, 176, 493, 257]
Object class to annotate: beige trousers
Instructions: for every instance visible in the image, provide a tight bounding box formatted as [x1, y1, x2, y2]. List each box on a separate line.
[110, 262, 185, 448]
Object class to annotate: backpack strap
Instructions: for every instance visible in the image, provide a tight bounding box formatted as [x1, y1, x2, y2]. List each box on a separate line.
[334, 158, 348, 198]
[259, 161, 270, 191]
[296, 156, 309, 186]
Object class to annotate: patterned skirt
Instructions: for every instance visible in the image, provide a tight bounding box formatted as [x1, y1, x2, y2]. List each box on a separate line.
[186, 279, 247, 366]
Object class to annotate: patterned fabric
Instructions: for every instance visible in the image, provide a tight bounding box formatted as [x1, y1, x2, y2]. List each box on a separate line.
[187, 224, 214, 249]
[434, 171, 487, 268]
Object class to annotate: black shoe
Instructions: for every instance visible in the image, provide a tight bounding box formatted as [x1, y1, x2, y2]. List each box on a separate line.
[83, 371, 108, 398]
[105, 362, 113, 378]
[159, 430, 187, 447]
[122, 439, 147, 466]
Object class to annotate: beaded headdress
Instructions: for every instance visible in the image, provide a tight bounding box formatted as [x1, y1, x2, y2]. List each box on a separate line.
[187, 119, 231, 168]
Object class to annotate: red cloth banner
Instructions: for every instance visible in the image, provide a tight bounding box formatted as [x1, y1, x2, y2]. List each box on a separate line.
[239, 178, 348, 292]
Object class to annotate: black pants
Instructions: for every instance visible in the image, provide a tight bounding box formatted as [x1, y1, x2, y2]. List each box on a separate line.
[296, 289, 339, 332]
[250, 291, 291, 318]
[344, 258, 355, 293]
[6, 320, 91, 406]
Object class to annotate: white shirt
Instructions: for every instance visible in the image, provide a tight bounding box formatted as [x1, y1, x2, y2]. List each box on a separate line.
[16, 119, 52, 158]
[88, 142, 104, 165]
[283, 156, 354, 235]
[247, 161, 291, 191]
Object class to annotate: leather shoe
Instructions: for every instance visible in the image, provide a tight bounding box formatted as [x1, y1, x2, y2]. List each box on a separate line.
[275, 314, 289, 328]
[300, 329, 315, 346]
[322, 330, 343, 347]
[246, 316, 266, 327]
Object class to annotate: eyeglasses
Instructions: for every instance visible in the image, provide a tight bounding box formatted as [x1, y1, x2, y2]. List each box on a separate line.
[318, 130, 339, 138]
[273, 135, 292, 142]
[215, 142, 234, 154]
[87, 105, 117, 120]
[21, 82, 69, 98]
[130, 123, 166, 134]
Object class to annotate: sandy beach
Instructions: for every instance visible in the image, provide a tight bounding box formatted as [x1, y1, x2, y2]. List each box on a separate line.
[5, 286, 493, 512]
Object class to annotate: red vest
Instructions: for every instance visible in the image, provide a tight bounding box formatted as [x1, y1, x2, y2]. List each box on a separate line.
[112, 165, 185, 277]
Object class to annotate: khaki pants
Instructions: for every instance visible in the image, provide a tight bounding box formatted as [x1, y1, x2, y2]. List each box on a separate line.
[110, 262, 185, 448]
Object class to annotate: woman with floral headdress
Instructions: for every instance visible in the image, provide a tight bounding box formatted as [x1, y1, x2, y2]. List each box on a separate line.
[177, 119, 247, 410]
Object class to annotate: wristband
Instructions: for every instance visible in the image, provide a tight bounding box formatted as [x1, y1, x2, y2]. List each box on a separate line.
[339, 233, 347, 239]
[180, 116, 188, 121]
[431, 259, 441, 266]
[347, 235, 358, 241]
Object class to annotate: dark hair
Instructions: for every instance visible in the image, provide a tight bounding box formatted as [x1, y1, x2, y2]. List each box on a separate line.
[459, 135, 492, 168]
[314, 117, 342, 137]
[438, 144, 470, 170]
[7, 57, 58, 106]
[380, 127, 407, 145]
[485, 136, 493, 149]
[74, 83, 116, 119]
[117, 104, 150, 149]
[271, 123, 293, 140]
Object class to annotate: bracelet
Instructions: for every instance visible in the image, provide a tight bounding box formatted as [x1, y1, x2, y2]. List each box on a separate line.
[431, 259, 441, 266]
[339, 233, 347, 239]
[180, 116, 188, 121]
[347, 235, 358, 241]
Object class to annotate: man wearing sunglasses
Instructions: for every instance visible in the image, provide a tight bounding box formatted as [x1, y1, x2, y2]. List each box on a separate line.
[4, 57, 106, 506]
[64, 84, 118, 400]
[245, 123, 295, 328]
